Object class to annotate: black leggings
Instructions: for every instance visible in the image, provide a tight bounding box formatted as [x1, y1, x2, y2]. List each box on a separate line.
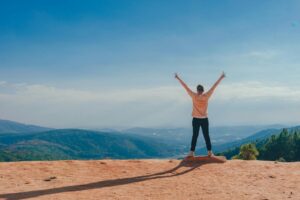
[190, 117, 212, 151]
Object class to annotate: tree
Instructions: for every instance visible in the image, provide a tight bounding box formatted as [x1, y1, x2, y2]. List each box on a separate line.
[225, 129, 300, 162]
[260, 129, 297, 161]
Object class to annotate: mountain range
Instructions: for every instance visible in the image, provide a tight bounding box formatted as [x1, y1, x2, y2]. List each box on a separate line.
[0, 129, 180, 161]
[119, 124, 285, 148]
[0, 119, 51, 134]
[0, 119, 296, 161]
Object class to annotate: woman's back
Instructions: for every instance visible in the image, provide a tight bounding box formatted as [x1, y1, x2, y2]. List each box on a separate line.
[191, 93, 210, 118]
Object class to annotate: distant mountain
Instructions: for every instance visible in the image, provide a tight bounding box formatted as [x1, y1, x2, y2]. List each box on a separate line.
[0, 129, 181, 161]
[0, 119, 297, 162]
[0, 119, 52, 134]
[122, 125, 285, 148]
[206, 128, 281, 153]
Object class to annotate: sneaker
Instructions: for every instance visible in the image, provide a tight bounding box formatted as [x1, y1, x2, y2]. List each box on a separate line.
[207, 151, 214, 157]
[187, 151, 195, 157]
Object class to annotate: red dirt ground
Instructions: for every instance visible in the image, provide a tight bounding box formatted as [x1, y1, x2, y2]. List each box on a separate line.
[0, 159, 299, 200]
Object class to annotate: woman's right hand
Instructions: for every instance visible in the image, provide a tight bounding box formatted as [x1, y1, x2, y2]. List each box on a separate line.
[174, 73, 179, 79]
[221, 71, 226, 79]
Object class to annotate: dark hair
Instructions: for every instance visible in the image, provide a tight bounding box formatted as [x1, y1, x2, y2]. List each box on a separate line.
[197, 84, 204, 92]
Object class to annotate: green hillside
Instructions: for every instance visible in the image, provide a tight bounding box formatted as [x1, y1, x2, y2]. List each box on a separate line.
[0, 119, 51, 134]
[0, 129, 181, 161]
[220, 129, 300, 162]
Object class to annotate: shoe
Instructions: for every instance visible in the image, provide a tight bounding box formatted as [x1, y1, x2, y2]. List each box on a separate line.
[187, 151, 195, 157]
[207, 151, 214, 157]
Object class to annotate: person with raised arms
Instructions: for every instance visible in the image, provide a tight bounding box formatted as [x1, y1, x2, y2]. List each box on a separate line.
[175, 72, 226, 158]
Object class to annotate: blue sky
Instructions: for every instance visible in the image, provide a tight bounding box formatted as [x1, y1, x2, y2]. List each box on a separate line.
[0, 0, 300, 128]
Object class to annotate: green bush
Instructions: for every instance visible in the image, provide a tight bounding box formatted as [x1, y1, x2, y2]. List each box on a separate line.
[276, 157, 286, 162]
[235, 143, 259, 160]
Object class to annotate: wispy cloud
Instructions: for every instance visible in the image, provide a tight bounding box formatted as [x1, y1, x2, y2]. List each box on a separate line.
[216, 81, 300, 101]
[0, 81, 7, 86]
[0, 82, 185, 103]
[0, 81, 300, 128]
[241, 50, 281, 60]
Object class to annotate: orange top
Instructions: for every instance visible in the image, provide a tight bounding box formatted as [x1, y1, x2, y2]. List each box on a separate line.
[187, 90, 213, 118]
[177, 75, 223, 118]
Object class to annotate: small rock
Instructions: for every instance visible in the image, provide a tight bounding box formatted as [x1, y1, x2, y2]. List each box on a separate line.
[44, 176, 57, 181]
[269, 175, 275, 178]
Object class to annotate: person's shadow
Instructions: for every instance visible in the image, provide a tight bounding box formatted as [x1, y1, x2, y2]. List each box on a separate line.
[0, 159, 223, 200]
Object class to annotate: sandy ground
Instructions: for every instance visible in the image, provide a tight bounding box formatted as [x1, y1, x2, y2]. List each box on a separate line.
[0, 159, 299, 200]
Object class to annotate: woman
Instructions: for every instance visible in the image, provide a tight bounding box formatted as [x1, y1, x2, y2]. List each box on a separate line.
[175, 72, 225, 157]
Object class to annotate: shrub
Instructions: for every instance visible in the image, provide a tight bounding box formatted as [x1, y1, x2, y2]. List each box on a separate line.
[237, 143, 259, 160]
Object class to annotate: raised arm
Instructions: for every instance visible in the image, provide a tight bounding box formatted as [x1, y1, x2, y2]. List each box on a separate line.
[206, 72, 226, 97]
[175, 73, 194, 97]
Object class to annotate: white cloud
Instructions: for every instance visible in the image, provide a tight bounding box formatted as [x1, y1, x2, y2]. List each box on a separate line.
[0, 81, 299, 128]
[216, 81, 300, 101]
[0, 81, 7, 86]
[0, 83, 186, 103]
[241, 50, 281, 60]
